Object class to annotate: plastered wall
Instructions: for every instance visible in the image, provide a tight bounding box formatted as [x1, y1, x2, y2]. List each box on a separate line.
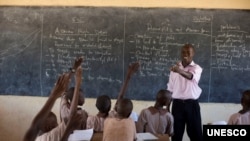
[0, 0, 249, 141]
[0, 0, 250, 9]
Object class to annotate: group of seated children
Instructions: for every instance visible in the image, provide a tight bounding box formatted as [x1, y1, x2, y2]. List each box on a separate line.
[23, 57, 250, 141]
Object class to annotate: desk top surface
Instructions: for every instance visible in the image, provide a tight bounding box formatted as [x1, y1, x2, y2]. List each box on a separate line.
[91, 132, 169, 141]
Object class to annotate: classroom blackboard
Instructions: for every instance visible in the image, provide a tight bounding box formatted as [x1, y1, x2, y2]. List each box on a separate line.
[0, 6, 250, 103]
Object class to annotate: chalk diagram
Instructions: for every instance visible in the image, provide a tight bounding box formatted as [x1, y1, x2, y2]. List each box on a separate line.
[0, 29, 41, 59]
[0, 7, 42, 64]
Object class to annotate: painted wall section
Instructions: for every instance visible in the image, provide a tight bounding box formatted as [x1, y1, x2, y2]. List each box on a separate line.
[0, 0, 249, 9]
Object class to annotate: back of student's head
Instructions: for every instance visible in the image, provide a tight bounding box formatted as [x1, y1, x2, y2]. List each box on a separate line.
[65, 87, 85, 106]
[156, 89, 172, 107]
[241, 90, 250, 108]
[96, 95, 111, 115]
[41, 112, 58, 133]
[117, 98, 133, 118]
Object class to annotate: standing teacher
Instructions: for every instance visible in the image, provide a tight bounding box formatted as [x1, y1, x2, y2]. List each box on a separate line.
[167, 43, 203, 141]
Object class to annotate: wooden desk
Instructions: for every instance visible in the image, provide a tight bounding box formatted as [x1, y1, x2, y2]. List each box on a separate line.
[155, 134, 170, 141]
[91, 132, 169, 141]
[91, 132, 103, 141]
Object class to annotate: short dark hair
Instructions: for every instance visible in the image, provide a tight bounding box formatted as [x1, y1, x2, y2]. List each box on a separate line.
[242, 90, 250, 107]
[65, 87, 83, 100]
[117, 98, 133, 118]
[183, 43, 195, 52]
[156, 89, 172, 106]
[96, 95, 111, 114]
[41, 112, 58, 133]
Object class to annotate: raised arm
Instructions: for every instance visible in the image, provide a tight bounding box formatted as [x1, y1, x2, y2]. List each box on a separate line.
[23, 73, 70, 141]
[69, 66, 82, 117]
[69, 57, 83, 75]
[60, 66, 83, 141]
[114, 61, 140, 111]
[60, 57, 83, 121]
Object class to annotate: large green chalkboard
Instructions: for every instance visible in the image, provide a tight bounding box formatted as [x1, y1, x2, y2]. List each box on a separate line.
[0, 6, 250, 103]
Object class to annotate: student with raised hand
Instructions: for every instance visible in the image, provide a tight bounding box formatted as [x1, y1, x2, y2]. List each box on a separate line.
[60, 87, 88, 129]
[60, 87, 85, 122]
[110, 61, 140, 119]
[23, 73, 70, 141]
[60, 66, 85, 141]
[34, 65, 84, 141]
[228, 89, 250, 125]
[60, 57, 83, 120]
[103, 98, 137, 141]
[60, 57, 88, 129]
[86, 62, 139, 132]
[136, 89, 174, 136]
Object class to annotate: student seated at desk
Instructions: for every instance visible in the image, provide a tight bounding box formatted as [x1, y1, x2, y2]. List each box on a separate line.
[227, 89, 250, 125]
[35, 66, 84, 141]
[23, 72, 70, 141]
[136, 89, 174, 136]
[86, 94, 111, 132]
[103, 98, 137, 141]
[109, 61, 140, 120]
[23, 57, 84, 141]
[60, 87, 88, 129]
[86, 94, 138, 133]
[86, 61, 139, 133]
[23, 66, 83, 141]
[60, 57, 88, 130]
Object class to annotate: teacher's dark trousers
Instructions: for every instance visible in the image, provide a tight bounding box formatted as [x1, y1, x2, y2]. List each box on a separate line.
[171, 99, 203, 141]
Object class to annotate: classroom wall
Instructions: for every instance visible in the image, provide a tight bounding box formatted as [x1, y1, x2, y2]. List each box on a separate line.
[0, 0, 249, 141]
[0, 0, 250, 9]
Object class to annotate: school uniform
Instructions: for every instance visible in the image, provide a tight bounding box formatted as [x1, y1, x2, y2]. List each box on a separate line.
[60, 95, 88, 129]
[109, 110, 138, 122]
[35, 122, 66, 141]
[136, 106, 174, 135]
[86, 115, 106, 132]
[103, 117, 136, 141]
[228, 111, 250, 125]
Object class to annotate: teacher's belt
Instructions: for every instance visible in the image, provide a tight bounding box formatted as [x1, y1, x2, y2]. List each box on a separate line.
[173, 99, 197, 103]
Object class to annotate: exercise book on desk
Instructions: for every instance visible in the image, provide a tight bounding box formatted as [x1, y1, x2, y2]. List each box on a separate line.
[136, 132, 158, 141]
[68, 128, 94, 141]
